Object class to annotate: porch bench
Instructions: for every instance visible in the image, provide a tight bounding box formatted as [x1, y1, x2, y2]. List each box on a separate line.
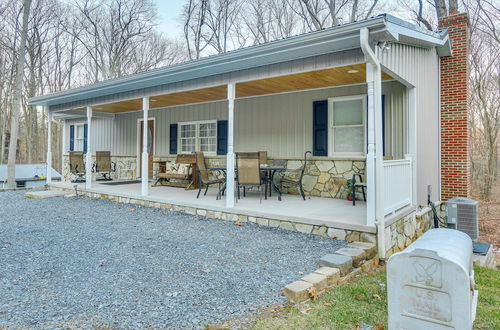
[154, 154, 198, 189]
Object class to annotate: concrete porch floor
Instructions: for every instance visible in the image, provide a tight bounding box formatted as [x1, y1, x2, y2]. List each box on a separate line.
[50, 180, 372, 233]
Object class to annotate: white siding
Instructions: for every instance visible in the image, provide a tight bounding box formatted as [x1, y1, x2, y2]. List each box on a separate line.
[379, 43, 441, 205]
[64, 118, 114, 154]
[87, 81, 405, 159]
[49, 49, 365, 112]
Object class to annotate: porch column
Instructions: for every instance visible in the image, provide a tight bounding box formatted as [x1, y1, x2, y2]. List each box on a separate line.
[374, 61, 385, 258]
[61, 119, 66, 180]
[365, 64, 376, 227]
[226, 83, 236, 208]
[141, 97, 149, 196]
[407, 87, 417, 206]
[46, 107, 52, 184]
[85, 106, 92, 189]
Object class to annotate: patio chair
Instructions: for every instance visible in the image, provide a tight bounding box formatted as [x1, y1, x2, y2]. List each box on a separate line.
[278, 151, 311, 201]
[69, 151, 86, 183]
[195, 151, 225, 199]
[93, 151, 116, 181]
[236, 152, 267, 202]
[351, 173, 366, 206]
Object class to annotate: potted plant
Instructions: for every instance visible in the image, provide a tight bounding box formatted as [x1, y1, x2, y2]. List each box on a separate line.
[346, 179, 354, 201]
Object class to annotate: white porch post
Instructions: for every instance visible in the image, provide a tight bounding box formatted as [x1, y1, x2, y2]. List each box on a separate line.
[373, 60, 385, 259]
[141, 97, 149, 196]
[85, 106, 92, 189]
[407, 87, 417, 206]
[366, 64, 376, 227]
[46, 107, 52, 184]
[61, 120, 66, 180]
[226, 83, 236, 208]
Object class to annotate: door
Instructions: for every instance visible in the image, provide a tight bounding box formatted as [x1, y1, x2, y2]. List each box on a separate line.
[139, 119, 154, 178]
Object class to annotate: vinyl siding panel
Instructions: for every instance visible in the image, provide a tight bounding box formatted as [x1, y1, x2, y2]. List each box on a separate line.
[84, 81, 405, 160]
[49, 49, 365, 112]
[379, 43, 441, 205]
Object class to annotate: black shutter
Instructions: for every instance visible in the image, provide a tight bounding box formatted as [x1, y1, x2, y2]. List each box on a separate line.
[169, 123, 178, 154]
[217, 120, 228, 155]
[313, 100, 328, 156]
[69, 125, 75, 151]
[83, 124, 88, 153]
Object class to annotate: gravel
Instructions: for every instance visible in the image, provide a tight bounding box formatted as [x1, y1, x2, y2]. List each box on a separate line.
[0, 190, 346, 329]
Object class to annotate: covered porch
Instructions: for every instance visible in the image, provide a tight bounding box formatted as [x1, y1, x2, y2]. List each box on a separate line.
[30, 18, 434, 257]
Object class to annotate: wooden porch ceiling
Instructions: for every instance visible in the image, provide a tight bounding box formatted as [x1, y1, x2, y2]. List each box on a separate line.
[77, 63, 393, 113]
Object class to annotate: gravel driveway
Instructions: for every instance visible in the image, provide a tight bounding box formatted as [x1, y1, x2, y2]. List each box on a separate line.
[0, 190, 345, 329]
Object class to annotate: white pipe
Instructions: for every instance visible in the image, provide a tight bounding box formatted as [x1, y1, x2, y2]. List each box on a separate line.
[360, 28, 386, 259]
[46, 107, 52, 184]
[226, 83, 235, 208]
[85, 106, 92, 189]
[141, 97, 149, 196]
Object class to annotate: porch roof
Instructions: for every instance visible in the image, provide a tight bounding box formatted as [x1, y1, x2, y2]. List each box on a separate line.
[28, 13, 450, 111]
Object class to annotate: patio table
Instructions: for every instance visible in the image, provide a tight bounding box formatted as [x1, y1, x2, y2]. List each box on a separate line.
[207, 166, 286, 200]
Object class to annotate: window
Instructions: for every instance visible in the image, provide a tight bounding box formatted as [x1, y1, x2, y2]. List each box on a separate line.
[329, 96, 366, 156]
[179, 121, 217, 154]
[75, 124, 85, 151]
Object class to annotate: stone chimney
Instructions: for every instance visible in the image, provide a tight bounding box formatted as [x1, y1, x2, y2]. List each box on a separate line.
[438, 13, 470, 200]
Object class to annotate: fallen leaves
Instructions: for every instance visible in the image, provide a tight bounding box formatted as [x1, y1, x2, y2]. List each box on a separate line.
[199, 268, 211, 273]
[307, 287, 318, 301]
[129, 208, 136, 212]
[323, 301, 333, 306]
[374, 322, 385, 329]
[372, 294, 382, 301]
[234, 221, 244, 226]
[354, 295, 361, 301]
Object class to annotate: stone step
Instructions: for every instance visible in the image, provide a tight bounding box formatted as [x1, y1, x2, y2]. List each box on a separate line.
[24, 190, 68, 199]
[334, 247, 366, 267]
[319, 254, 352, 276]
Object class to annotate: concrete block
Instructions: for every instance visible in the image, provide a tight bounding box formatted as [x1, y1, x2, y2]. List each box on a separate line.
[283, 280, 313, 302]
[335, 247, 365, 267]
[319, 254, 352, 276]
[314, 267, 340, 286]
[301, 273, 327, 292]
[347, 242, 377, 259]
[24, 190, 67, 199]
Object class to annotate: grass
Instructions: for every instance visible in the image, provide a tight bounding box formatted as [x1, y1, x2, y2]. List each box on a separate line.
[251, 266, 499, 330]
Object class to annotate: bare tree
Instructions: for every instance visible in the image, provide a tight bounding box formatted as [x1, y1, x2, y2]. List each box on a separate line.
[182, 0, 212, 59]
[7, 0, 32, 188]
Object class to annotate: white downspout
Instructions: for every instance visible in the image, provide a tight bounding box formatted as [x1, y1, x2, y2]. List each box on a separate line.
[360, 28, 386, 259]
[46, 107, 52, 184]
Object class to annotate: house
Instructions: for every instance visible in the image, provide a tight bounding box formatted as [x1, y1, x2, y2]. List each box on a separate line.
[28, 13, 470, 259]
[0, 164, 61, 188]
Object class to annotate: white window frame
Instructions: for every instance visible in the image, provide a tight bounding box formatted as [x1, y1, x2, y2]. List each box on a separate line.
[328, 94, 367, 157]
[178, 120, 217, 155]
[75, 123, 85, 152]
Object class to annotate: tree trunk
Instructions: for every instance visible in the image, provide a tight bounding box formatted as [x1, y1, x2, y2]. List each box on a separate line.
[7, 0, 32, 188]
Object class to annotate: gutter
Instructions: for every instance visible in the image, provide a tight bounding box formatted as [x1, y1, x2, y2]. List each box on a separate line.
[360, 28, 386, 259]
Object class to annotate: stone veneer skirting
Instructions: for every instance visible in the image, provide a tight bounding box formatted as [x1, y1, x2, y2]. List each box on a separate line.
[47, 184, 440, 259]
[153, 156, 365, 200]
[62, 154, 137, 181]
[48, 185, 376, 244]
[384, 204, 445, 257]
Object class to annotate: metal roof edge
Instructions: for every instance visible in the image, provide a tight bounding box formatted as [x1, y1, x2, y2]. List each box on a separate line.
[28, 16, 387, 106]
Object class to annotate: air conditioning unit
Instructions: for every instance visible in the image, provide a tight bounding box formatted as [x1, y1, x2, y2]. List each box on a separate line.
[446, 198, 479, 240]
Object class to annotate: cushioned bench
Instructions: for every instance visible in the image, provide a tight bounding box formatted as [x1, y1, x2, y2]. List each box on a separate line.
[153, 154, 198, 189]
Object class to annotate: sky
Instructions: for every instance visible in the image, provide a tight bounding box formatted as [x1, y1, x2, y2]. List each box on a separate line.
[154, 0, 185, 38]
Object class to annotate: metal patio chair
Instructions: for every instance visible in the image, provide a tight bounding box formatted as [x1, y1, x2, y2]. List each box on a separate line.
[351, 174, 366, 205]
[236, 152, 267, 202]
[93, 151, 116, 181]
[195, 151, 225, 199]
[69, 151, 86, 183]
[278, 150, 311, 200]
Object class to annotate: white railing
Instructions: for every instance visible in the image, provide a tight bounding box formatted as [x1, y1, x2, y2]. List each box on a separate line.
[383, 158, 412, 215]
